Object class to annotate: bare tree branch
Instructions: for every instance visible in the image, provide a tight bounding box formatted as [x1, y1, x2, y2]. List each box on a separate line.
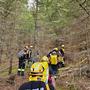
[82, 0, 87, 5]
[76, 0, 90, 16]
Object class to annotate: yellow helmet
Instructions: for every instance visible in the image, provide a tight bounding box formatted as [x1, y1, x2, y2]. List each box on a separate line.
[53, 48, 58, 51]
[30, 62, 44, 76]
[41, 56, 48, 62]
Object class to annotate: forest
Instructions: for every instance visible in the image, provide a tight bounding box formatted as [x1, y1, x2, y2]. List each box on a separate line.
[0, 0, 90, 90]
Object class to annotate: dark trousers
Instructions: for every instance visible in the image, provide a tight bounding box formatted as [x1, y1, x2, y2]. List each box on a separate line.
[50, 64, 58, 75]
[18, 57, 25, 76]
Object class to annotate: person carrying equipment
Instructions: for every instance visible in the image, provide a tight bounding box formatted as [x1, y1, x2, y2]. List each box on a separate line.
[58, 45, 65, 68]
[48, 50, 58, 75]
[26, 45, 33, 67]
[19, 62, 47, 90]
[29, 59, 50, 90]
[57, 51, 65, 68]
[17, 46, 28, 76]
[19, 61, 49, 90]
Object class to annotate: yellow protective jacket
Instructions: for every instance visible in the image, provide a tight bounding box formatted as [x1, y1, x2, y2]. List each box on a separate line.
[49, 54, 58, 65]
[29, 62, 50, 90]
[58, 55, 64, 63]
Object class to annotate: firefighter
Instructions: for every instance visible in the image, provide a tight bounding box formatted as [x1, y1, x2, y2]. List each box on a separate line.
[48, 50, 59, 75]
[19, 62, 48, 90]
[26, 45, 33, 67]
[58, 45, 65, 68]
[57, 51, 65, 68]
[29, 59, 50, 90]
[17, 46, 28, 76]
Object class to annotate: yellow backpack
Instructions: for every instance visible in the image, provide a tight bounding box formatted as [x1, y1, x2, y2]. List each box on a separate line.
[49, 54, 58, 65]
[29, 62, 50, 90]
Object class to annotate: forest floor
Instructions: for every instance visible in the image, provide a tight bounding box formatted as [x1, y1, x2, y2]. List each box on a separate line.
[0, 49, 90, 90]
[0, 62, 90, 90]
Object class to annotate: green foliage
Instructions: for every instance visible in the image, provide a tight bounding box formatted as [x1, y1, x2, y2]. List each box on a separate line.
[17, 5, 35, 32]
[34, 0, 89, 30]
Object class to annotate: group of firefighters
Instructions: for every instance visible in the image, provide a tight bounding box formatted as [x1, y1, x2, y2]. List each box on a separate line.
[17, 45, 65, 90]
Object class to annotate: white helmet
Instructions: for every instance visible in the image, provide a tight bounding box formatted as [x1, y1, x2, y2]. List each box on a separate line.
[30, 45, 33, 48]
[61, 45, 64, 48]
